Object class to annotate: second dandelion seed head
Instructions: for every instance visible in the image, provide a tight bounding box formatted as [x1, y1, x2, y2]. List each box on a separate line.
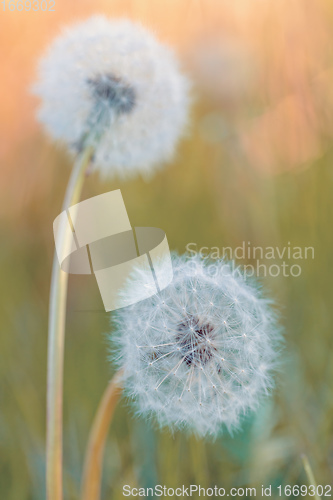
[111, 254, 282, 438]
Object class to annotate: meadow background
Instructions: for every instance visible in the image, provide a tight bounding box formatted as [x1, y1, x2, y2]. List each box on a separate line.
[1, 0, 332, 498]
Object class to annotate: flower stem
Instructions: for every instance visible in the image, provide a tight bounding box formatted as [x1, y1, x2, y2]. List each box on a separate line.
[47, 145, 94, 500]
[301, 454, 321, 500]
[81, 370, 123, 500]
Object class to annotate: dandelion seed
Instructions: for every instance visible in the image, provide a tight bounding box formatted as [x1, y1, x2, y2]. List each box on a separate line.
[33, 16, 190, 179]
[110, 254, 282, 437]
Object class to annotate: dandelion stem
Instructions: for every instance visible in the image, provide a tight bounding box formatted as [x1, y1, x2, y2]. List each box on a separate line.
[81, 370, 123, 500]
[47, 145, 94, 500]
[301, 454, 321, 500]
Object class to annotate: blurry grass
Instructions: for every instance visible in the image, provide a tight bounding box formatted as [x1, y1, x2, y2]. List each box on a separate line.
[1, 100, 333, 499]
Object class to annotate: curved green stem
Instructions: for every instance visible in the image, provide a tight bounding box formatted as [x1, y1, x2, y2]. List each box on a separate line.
[81, 370, 123, 500]
[46, 146, 94, 500]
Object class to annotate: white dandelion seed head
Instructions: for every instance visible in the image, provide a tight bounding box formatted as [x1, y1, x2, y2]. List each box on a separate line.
[33, 16, 191, 179]
[111, 254, 282, 438]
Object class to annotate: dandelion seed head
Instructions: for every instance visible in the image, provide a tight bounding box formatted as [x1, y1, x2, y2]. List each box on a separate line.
[33, 16, 190, 179]
[110, 254, 282, 437]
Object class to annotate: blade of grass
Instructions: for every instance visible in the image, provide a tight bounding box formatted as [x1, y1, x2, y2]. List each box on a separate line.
[301, 454, 321, 500]
[81, 370, 123, 500]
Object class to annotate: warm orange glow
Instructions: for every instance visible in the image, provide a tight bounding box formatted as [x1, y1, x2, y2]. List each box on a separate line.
[1, 0, 333, 210]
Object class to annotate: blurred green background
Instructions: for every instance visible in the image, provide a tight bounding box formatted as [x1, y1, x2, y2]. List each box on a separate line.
[1, 1, 333, 498]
